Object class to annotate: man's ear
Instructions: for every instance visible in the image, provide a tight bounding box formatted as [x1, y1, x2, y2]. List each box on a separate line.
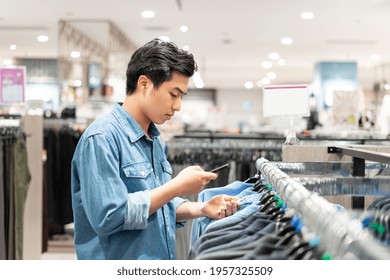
[138, 75, 149, 92]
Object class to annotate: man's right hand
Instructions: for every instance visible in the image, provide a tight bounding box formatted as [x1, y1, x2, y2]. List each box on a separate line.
[172, 165, 218, 196]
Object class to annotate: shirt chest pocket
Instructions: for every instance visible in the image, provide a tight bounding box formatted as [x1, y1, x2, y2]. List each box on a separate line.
[122, 161, 155, 191]
[160, 160, 173, 184]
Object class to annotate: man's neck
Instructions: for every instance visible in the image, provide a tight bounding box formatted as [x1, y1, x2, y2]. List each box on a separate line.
[122, 95, 151, 137]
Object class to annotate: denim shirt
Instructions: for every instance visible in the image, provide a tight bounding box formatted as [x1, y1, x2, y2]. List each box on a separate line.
[71, 103, 186, 260]
[190, 181, 259, 246]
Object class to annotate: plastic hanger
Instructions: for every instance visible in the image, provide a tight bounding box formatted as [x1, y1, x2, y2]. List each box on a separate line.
[284, 238, 310, 258]
[257, 183, 271, 194]
[275, 230, 300, 247]
[289, 244, 318, 260]
[269, 208, 285, 220]
[258, 192, 275, 206]
[244, 174, 260, 184]
[259, 199, 277, 213]
[252, 180, 265, 192]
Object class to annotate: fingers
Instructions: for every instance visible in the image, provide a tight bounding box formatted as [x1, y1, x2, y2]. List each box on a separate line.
[225, 201, 233, 216]
[203, 171, 218, 180]
[223, 195, 240, 202]
[192, 165, 204, 171]
[217, 206, 226, 218]
[230, 200, 238, 213]
[217, 200, 238, 218]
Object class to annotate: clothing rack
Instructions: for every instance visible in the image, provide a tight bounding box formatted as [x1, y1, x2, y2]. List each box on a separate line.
[42, 118, 81, 245]
[328, 146, 390, 176]
[169, 135, 284, 151]
[0, 122, 31, 260]
[269, 161, 390, 196]
[256, 157, 390, 260]
[167, 136, 283, 188]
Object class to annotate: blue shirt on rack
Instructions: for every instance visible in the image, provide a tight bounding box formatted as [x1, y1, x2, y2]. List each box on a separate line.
[190, 181, 263, 246]
[71, 103, 187, 260]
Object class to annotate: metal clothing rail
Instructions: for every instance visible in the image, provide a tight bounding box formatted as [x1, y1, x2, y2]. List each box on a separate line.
[328, 146, 390, 176]
[169, 137, 284, 151]
[256, 157, 390, 260]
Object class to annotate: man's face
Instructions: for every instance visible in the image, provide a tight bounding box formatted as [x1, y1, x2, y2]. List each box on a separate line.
[143, 72, 189, 125]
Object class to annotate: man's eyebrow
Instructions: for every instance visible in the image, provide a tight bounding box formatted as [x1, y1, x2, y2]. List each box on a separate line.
[174, 87, 186, 95]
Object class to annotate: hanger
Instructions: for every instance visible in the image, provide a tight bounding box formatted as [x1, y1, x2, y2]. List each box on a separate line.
[259, 198, 277, 213]
[244, 173, 260, 184]
[275, 228, 300, 247]
[268, 208, 285, 220]
[256, 183, 271, 193]
[258, 191, 274, 206]
[284, 238, 311, 259]
[289, 244, 319, 260]
[264, 204, 281, 216]
[252, 180, 265, 192]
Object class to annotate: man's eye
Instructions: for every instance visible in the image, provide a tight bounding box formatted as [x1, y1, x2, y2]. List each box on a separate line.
[170, 93, 177, 98]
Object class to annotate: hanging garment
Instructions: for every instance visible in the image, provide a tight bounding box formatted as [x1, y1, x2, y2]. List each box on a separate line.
[190, 180, 259, 247]
[44, 127, 80, 235]
[13, 136, 31, 260]
[191, 189, 324, 260]
[0, 140, 5, 260]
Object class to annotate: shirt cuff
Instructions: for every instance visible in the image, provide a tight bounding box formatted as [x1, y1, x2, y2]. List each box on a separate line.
[173, 197, 189, 209]
[173, 197, 190, 228]
[123, 190, 151, 230]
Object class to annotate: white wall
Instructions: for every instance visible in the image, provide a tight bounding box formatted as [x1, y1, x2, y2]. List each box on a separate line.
[215, 88, 264, 131]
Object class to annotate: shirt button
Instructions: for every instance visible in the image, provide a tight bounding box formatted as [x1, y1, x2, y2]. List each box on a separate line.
[140, 171, 145, 176]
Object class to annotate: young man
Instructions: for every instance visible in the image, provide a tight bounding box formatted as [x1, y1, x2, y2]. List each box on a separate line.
[71, 38, 239, 260]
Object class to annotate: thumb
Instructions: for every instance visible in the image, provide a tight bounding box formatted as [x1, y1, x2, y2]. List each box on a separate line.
[203, 171, 218, 180]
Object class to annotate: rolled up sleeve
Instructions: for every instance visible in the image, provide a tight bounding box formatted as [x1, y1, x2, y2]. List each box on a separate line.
[124, 190, 151, 230]
[173, 197, 189, 228]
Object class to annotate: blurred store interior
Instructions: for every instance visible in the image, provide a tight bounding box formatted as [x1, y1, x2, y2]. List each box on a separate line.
[1, 0, 390, 260]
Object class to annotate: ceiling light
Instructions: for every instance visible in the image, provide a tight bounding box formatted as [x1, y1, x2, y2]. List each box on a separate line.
[195, 82, 204, 89]
[192, 72, 204, 88]
[278, 59, 286, 66]
[141, 10, 155, 19]
[268, 52, 280, 60]
[9, 44, 16, 50]
[73, 80, 82, 87]
[261, 78, 271, 85]
[301, 12, 314, 20]
[371, 54, 381, 61]
[37, 35, 49, 42]
[71, 51, 81, 58]
[281, 37, 293, 45]
[158, 36, 170, 42]
[267, 72, 277, 80]
[244, 81, 254, 89]
[180, 25, 188, 32]
[2, 59, 13, 66]
[262, 61, 272, 69]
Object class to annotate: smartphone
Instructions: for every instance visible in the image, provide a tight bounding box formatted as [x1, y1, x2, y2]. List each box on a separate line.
[208, 163, 230, 173]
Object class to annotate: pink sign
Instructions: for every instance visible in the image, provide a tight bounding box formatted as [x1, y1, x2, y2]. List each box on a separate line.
[0, 67, 26, 103]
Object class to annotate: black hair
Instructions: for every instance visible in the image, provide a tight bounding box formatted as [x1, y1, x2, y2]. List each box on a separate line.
[125, 38, 198, 94]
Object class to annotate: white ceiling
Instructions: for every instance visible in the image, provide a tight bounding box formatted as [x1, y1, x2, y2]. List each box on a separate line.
[1, 0, 390, 90]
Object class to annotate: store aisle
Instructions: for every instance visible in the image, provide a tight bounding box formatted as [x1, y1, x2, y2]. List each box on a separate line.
[41, 233, 76, 260]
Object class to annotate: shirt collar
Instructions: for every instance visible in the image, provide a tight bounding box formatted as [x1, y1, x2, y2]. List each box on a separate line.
[112, 103, 160, 143]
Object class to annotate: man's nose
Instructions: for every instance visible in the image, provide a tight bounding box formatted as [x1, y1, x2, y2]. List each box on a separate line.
[172, 97, 181, 111]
